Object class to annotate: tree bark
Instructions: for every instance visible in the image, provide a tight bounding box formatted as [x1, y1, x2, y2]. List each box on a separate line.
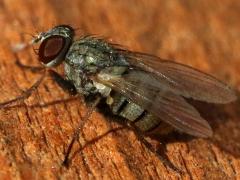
[0, 0, 240, 179]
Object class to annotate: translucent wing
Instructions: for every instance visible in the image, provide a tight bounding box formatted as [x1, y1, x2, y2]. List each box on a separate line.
[116, 50, 237, 103]
[97, 69, 213, 137]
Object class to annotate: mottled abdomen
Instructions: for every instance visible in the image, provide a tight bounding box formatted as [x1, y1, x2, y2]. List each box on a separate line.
[106, 91, 173, 135]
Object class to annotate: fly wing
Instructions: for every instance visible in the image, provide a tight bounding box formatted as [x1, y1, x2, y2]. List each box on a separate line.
[97, 69, 213, 137]
[116, 50, 237, 104]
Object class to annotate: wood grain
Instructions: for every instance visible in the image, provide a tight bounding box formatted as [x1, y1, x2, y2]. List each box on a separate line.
[0, 0, 240, 179]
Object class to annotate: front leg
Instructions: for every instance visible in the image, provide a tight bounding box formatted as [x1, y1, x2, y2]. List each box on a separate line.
[49, 70, 77, 96]
[14, 53, 44, 73]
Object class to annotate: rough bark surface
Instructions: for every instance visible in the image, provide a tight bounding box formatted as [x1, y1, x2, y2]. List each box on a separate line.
[0, 0, 240, 179]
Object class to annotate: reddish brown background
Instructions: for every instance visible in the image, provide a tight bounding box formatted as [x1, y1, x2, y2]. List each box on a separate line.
[0, 0, 240, 179]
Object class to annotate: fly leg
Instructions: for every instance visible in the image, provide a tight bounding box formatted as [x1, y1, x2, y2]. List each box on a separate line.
[16, 59, 44, 73]
[127, 122, 183, 174]
[62, 95, 102, 167]
[0, 52, 46, 108]
[14, 53, 44, 73]
[48, 70, 77, 96]
[69, 126, 125, 165]
[0, 71, 46, 108]
[0, 70, 76, 109]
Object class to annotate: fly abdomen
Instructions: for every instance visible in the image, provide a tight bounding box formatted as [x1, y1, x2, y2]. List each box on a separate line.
[106, 91, 173, 135]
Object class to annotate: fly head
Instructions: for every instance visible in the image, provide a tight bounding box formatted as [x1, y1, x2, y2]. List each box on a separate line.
[34, 25, 75, 67]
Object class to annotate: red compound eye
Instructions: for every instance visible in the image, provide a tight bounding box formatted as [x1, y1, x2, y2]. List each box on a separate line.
[39, 35, 66, 64]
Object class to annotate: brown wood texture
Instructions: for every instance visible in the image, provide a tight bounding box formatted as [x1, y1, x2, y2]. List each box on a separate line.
[0, 0, 240, 179]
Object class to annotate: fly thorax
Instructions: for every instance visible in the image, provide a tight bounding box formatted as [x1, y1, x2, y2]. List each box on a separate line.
[64, 62, 97, 95]
[66, 40, 115, 71]
[64, 38, 129, 96]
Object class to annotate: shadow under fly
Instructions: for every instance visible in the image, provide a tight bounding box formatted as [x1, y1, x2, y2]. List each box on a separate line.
[1, 25, 237, 173]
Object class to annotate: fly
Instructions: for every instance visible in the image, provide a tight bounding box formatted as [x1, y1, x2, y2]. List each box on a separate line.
[1, 25, 237, 172]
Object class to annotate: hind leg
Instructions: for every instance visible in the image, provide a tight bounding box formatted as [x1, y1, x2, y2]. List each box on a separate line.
[127, 122, 182, 174]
